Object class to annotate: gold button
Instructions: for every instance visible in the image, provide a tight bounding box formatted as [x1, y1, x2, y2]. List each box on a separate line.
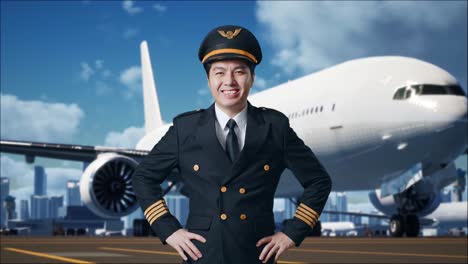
[240, 214, 247, 220]
[193, 164, 199, 171]
[264, 164, 270, 171]
[220, 213, 227, 220]
[221, 186, 227, 193]
[239, 188, 246, 194]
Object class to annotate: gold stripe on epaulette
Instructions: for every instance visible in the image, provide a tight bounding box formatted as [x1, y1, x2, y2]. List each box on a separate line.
[144, 200, 166, 216]
[145, 203, 166, 220]
[296, 206, 318, 222]
[299, 203, 319, 218]
[148, 210, 169, 225]
[294, 213, 314, 228]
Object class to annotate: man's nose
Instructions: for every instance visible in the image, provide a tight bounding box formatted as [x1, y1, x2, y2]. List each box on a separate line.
[223, 72, 236, 86]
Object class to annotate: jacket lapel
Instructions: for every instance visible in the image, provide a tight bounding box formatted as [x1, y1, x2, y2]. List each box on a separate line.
[223, 102, 271, 184]
[195, 103, 232, 184]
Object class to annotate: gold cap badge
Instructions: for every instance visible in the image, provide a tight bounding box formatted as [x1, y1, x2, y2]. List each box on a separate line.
[218, 28, 242, 39]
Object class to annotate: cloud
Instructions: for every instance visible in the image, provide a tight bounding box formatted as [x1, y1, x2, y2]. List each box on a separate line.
[80, 62, 94, 81]
[0, 94, 84, 143]
[153, 3, 167, 13]
[123, 27, 139, 39]
[119, 66, 142, 98]
[1, 156, 82, 207]
[256, 1, 466, 75]
[253, 76, 267, 90]
[104, 126, 145, 148]
[79, 60, 115, 95]
[122, 0, 142, 15]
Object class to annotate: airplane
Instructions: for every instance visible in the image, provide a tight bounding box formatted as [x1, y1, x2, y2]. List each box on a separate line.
[1, 41, 466, 237]
[321, 201, 468, 237]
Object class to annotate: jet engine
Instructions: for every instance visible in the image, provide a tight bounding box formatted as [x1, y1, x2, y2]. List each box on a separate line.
[80, 153, 139, 218]
[369, 179, 441, 217]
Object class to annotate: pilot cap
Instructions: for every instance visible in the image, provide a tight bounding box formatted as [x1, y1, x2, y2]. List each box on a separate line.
[198, 25, 262, 65]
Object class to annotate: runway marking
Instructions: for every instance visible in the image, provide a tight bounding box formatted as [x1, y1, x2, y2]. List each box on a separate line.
[290, 248, 467, 259]
[4, 247, 95, 264]
[49, 251, 129, 257]
[99, 247, 305, 264]
[302, 240, 463, 244]
[99, 247, 179, 256]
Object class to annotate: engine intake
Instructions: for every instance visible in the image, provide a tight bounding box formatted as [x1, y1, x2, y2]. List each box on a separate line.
[80, 153, 139, 218]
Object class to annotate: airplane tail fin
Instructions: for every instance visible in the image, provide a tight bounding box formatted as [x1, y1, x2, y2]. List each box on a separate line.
[140, 41, 163, 134]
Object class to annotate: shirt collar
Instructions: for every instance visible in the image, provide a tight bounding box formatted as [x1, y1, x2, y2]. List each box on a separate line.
[214, 103, 248, 130]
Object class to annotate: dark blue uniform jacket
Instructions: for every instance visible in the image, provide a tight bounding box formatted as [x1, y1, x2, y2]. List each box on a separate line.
[133, 102, 332, 264]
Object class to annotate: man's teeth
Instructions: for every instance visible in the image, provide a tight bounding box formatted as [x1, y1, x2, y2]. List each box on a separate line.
[223, 90, 238, 94]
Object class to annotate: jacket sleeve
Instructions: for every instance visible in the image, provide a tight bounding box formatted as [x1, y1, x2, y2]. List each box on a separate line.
[281, 119, 332, 246]
[132, 120, 182, 244]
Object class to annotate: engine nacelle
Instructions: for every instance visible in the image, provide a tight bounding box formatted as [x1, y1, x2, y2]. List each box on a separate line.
[369, 179, 441, 217]
[80, 153, 139, 218]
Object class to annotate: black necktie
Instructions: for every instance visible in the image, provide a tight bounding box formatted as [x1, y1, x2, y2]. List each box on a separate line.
[225, 119, 240, 162]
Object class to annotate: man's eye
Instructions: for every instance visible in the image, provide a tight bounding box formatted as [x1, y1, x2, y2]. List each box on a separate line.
[215, 72, 224, 76]
[235, 70, 245, 75]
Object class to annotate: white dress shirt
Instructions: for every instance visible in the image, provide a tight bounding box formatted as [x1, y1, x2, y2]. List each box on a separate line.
[214, 103, 247, 151]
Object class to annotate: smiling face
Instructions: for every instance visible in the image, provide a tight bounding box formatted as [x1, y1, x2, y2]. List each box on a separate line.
[207, 59, 254, 117]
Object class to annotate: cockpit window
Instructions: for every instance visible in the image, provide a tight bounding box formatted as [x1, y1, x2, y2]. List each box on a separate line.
[393, 84, 466, 100]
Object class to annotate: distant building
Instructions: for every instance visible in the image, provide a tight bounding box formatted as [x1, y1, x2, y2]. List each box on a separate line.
[49, 196, 64, 218]
[34, 166, 47, 196]
[349, 211, 362, 226]
[336, 192, 348, 221]
[67, 180, 81, 206]
[4, 195, 17, 222]
[165, 194, 189, 226]
[20, 200, 29, 220]
[31, 195, 49, 219]
[284, 198, 297, 219]
[1, 177, 10, 227]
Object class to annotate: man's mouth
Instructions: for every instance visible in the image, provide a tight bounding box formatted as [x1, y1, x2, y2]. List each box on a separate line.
[221, 89, 240, 96]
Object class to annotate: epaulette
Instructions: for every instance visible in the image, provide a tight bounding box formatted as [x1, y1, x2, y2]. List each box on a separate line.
[174, 109, 204, 119]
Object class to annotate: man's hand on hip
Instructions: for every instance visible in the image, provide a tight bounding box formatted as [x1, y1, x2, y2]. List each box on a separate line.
[256, 231, 295, 263]
[166, 229, 206, 261]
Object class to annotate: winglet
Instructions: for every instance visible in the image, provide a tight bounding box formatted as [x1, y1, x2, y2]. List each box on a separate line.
[140, 41, 163, 133]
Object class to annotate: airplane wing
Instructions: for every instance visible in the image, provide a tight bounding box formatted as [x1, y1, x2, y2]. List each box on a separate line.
[322, 210, 388, 219]
[0, 139, 149, 163]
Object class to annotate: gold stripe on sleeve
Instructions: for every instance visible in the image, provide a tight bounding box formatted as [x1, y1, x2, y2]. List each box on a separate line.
[296, 206, 318, 222]
[295, 210, 317, 225]
[148, 210, 169, 225]
[145, 204, 167, 220]
[294, 213, 314, 228]
[144, 200, 165, 216]
[299, 203, 319, 218]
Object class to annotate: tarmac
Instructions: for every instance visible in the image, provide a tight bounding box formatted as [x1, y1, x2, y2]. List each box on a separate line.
[1, 236, 467, 263]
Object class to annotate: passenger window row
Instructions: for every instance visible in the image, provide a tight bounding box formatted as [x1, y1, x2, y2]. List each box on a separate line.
[288, 104, 335, 119]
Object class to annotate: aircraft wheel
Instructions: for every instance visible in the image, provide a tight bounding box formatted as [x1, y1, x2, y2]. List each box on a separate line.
[389, 215, 405, 237]
[405, 214, 420, 237]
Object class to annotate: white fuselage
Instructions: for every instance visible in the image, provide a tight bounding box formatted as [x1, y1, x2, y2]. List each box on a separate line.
[137, 56, 467, 195]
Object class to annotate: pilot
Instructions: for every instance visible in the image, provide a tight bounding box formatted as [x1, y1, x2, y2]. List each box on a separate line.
[132, 25, 332, 264]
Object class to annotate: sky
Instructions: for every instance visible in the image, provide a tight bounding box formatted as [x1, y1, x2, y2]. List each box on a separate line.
[1, 1, 467, 211]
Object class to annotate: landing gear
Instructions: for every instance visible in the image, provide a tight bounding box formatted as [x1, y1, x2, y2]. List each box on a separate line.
[389, 214, 420, 237]
[405, 215, 420, 237]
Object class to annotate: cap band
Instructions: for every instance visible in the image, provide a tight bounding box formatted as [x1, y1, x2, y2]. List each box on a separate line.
[202, 48, 258, 64]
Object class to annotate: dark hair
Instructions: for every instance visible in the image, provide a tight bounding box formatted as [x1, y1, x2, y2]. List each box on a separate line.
[203, 59, 256, 77]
